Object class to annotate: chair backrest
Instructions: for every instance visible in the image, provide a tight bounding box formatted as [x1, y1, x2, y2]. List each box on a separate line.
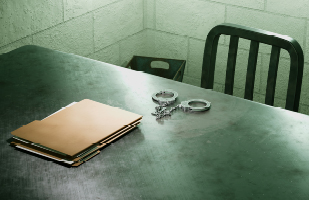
[201, 23, 304, 112]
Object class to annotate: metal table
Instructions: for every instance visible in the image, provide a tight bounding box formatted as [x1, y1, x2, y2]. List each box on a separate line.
[1, 45, 309, 200]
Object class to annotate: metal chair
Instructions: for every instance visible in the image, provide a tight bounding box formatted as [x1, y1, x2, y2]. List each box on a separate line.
[201, 23, 304, 112]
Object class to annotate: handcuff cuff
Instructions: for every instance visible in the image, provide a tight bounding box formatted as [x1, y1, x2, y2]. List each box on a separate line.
[151, 89, 211, 119]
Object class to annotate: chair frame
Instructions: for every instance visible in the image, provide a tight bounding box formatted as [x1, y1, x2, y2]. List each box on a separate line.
[201, 23, 304, 112]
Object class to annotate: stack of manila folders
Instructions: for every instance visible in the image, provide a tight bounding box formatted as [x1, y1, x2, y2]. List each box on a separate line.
[10, 99, 142, 167]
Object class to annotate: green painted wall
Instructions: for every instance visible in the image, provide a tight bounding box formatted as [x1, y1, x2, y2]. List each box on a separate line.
[1, 0, 309, 114]
[0, 0, 145, 66]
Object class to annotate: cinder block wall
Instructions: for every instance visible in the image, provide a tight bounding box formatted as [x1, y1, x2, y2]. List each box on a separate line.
[0, 0, 145, 66]
[1, 0, 309, 114]
[145, 0, 309, 115]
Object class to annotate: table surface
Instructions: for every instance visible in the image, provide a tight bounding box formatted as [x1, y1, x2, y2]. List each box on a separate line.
[1, 45, 309, 200]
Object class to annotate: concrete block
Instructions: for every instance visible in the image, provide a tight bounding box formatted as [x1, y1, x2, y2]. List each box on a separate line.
[92, 0, 119, 10]
[87, 43, 120, 66]
[119, 30, 148, 67]
[211, 0, 264, 10]
[0, 36, 32, 55]
[156, 0, 225, 40]
[299, 63, 309, 105]
[213, 83, 224, 93]
[94, 0, 143, 51]
[226, 6, 306, 58]
[187, 38, 205, 79]
[64, 0, 119, 21]
[266, 0, 309, 18]
[64, 0, 93, 21]
[146, 30, 188, 61]
[33, 14, 93, 57]
[232, 87, 244, 99]
[305, 21, 309, 63]
[144, 0, 155, 29]
[30, 0, 63, 33]
[183, 75, 200, 87]
[274, 97, 286, 109]
[299, 104, 309, 115]
[252, 93, 265, 104]
[0, 0, 33, 46]
[0, 0, 62, 46]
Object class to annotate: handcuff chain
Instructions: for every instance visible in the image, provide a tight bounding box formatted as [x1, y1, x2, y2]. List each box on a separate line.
[151, 103, 180, 119]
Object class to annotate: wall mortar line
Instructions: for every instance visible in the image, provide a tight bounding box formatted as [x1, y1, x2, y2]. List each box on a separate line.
[303, 19, 307, 64]
[143, 0, 146, 29]
[186, 37, 190, 76]
[92, 12, 95, 53]
[154, 0, 156, 29]
[62, 0, 65, 22]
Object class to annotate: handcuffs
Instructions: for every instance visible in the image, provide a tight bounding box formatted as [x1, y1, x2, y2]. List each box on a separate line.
[151, 89, 211, 119]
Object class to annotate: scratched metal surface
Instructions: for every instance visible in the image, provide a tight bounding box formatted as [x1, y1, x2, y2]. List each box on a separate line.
[1, 45, 309, 200]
